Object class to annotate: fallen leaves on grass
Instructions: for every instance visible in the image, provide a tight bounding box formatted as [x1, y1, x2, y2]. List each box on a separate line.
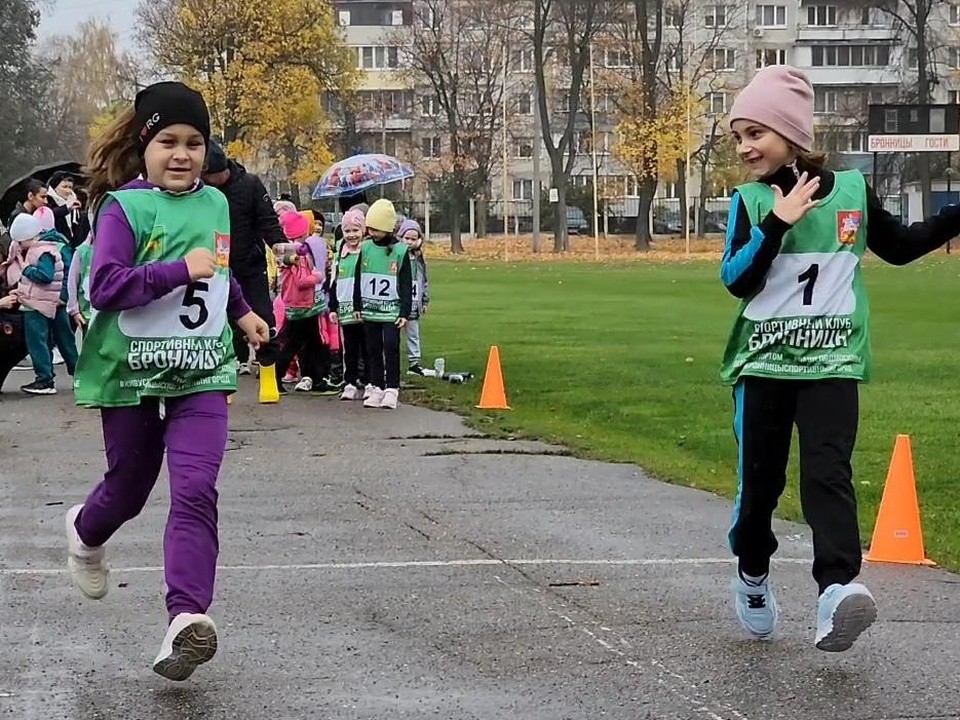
[423, 235, 724, 262]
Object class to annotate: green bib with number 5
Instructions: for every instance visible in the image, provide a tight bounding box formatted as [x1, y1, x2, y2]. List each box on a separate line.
[358, 238, 409, 322]
[720, 169, 871, 385]
[74, 186, 236, 407]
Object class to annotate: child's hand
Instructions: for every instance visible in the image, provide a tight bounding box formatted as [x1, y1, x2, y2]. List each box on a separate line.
[237, 311, 270, 350]
[352, 311, 362, 322]
[72, 312, 87, 328]
[329, 312, 339, 325]
[772, 172, 820, 225]
[421, 303, 429, 316]
[185, 248, 217, 281]
[396, 317, 408, 329]
[0, 295, 17, 310]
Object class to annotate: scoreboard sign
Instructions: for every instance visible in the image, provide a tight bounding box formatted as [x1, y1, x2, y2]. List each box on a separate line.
[867, 104, 960, 153]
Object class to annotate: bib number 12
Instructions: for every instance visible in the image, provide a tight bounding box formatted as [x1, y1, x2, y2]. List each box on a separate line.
[180, 281, 209, 330]
[367, 277, 391, 297]
[797, 263, 819, 306]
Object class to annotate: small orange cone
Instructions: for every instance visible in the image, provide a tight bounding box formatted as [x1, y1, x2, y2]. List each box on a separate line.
[865, 434, 935, 566]
[476, 345, 510, 410]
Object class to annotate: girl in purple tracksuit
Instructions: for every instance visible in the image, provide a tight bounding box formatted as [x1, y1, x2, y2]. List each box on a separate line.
[66, 82, 269, 682]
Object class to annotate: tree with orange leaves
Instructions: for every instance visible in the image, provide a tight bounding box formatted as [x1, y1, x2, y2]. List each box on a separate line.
[138, 0, 357, 199]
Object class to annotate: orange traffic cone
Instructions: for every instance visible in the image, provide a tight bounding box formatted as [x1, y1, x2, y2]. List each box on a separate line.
[476, 345, 510, 410]
[864, 434, 935, 566]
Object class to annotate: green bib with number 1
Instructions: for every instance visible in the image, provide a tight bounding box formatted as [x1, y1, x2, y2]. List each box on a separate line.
[720, 169, 872, 385]
[358, 238, 408, 322]
[74, 186, 236, 407]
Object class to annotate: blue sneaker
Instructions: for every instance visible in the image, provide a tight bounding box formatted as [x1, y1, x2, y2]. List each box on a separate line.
[815, 582, 877, 652]
[732, 572, 778, 639]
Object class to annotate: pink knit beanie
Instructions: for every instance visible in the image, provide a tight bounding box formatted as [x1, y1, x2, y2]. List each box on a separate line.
[273, 200, 297, 217]
[729, 66, 814, 152]
[341, 208, 365, 231]
[280, 211, 309, 240]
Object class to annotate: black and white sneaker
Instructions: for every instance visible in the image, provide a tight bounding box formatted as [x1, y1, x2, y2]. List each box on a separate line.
[406, 364, 424, 376]
[21, 380, 56, 395]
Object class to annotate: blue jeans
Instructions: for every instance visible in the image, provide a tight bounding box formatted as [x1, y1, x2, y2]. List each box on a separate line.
[23, 308, 78, 384]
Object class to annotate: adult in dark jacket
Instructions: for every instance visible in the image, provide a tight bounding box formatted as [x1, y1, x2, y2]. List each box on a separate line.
[46, 172, 86, 247]
[8, 178, 74, 226]
[203, 142, 283, 367]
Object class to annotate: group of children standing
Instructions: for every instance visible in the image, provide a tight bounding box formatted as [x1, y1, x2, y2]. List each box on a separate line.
[270, 196, 430, 410]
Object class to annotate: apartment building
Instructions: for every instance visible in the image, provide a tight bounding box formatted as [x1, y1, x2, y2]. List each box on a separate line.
[330, 0, 960, 219]
[331, 0, 416, 158]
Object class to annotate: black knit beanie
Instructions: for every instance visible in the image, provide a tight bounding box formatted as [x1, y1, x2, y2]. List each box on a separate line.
[134, 82, 211, 150]
[206, 141, 229, 173]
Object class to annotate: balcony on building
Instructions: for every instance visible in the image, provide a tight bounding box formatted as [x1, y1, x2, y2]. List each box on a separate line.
[795, 42, 902, 86]
[804, 66, 901, 86]
[796, 1, 893, 42]
[354, 89, 415, 131]
[335, 0, 413, 28]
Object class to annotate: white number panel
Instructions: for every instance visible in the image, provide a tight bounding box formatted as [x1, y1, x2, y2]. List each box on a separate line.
[744, 252, 858, 321]
[118, 274, 229, 338]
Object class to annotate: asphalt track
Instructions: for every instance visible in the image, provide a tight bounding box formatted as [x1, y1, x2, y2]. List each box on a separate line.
[1, 376, 958, 719]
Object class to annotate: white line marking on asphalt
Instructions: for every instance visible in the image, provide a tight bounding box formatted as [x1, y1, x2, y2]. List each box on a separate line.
[495, 574, 750, 720]
[0, 557, 810, 577]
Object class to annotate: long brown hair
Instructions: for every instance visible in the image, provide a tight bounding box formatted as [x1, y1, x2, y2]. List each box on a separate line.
[84, 107, 143, 205]
[793, 147, 828, 174]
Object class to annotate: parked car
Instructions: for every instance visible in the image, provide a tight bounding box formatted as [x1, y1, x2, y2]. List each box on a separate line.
[566, 206, 589, 235]
[702, 210, 727, 234]
[653, 211, 682, 235]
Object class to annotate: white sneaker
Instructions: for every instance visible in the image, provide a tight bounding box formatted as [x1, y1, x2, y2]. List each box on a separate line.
[294, 377, 313, 392]
[379, 388, 399, 409]
[732, 571, 777, 640]
[363, 387, 384, 408]
[282, 372, 298, 384]
[340, 383, 362, 401]
[237, 362, 251, 376]
[65, 505, 109, 600]
[815, 582, 877, 652]
[52, 348, 64, 365]
[152, 613, 218, 681]
[363, 383, 377, 400]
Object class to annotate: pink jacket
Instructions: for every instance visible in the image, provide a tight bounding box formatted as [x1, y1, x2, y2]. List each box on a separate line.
[279, 252, 322, 309]
[7, 240, 64, 319]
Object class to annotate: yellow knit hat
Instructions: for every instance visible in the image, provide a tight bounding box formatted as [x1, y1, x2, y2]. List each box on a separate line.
[365, 198, 397, 233]
[300, 209, 316, 235]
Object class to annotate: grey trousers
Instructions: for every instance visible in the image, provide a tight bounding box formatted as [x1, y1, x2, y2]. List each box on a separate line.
[405, 319, 421, 364]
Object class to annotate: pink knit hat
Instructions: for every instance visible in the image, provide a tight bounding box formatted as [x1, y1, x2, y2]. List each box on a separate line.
[280, 211, 309, 240]
[341, 208, 365, 231]
[273, 200, 297, 217]
[729, 66, 814, 152]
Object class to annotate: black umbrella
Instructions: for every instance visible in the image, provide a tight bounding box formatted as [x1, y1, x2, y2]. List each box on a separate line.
[0, 161, 85, 224]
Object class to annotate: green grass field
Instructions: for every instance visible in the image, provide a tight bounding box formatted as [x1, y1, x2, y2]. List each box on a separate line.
[409, 255, 960, 570]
